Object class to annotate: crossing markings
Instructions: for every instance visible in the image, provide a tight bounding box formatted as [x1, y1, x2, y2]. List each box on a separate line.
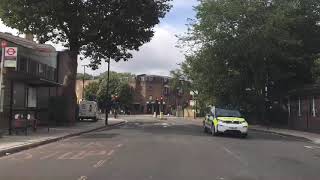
[107, 150, 115, 156]
[57, 152, 75, 160]
[93, 159, 108, 168]
[40, 151, 61, 160]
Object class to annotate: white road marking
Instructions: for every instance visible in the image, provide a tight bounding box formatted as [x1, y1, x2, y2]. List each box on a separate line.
[70, 151, 88, 160]
[116, 144, 123, 148]
[304, 145, 320, 149]
[78, 176, 87, 180]
[304, 146, 313, 149]
[40, 151, 60, 160]
[107, 150, 115, 156]
[93, 159, 108, 168]
[223, 147, 248, 167]
[57, 152, 74, 160]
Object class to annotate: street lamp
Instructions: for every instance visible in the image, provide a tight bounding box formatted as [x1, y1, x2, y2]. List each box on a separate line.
[190, 90, 199, 119]
[81, 64, 89, 101]
[105, 58, 111, 126]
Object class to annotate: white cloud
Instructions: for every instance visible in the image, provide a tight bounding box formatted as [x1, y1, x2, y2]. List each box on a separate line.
[78, 24, 186, 76]
[0, 20, 19, 35]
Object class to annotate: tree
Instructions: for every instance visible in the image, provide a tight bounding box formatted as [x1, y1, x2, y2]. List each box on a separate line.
[84, 81, 99, 101]
[180, 0, 320, 123]
[76, 73, 94, 80]
[96, 72, 134, 110]
[118, 83, 134, 111]
[0, 0, 171, 122]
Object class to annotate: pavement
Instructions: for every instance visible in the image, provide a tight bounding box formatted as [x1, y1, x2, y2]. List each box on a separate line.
[1, 115, 320, 179]
[0, 118, 125, 157]
[249, 125, 320, 144]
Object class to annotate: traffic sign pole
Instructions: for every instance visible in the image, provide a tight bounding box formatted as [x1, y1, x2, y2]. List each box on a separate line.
[0, 46, 5, 112]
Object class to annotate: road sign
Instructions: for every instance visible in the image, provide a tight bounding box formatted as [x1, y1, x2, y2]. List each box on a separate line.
[1, 41, 7, 48]
[4, 47, 18, 68]
[5, 47, 17, 58]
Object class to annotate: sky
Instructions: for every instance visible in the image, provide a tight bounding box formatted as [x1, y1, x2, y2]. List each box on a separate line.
[0, 0, 199, 76]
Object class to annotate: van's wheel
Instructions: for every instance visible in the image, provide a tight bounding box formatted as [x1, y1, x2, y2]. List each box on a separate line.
[93, 117, 98, 122]
[211, 123, 217, 136]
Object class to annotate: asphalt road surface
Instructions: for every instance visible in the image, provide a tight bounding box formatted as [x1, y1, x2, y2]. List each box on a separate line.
[1, 115, 320, 180]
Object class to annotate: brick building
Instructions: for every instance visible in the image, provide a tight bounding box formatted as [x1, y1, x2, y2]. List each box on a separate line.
[129, 74, 190, 115]
[287, 84, 320, 131]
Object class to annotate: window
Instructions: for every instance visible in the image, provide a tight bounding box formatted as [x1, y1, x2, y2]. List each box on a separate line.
[26, 87, 37, 108]
[312, 97, 316, 117]
[164, 87, 169, 95]
[298, 97, 301, 117]
[47, 67, 56, 81]
[38, 63, 46, 77]
[29, 60, 37, 75]
[18, 56, 28, 73]
[288, 98, 291, 117]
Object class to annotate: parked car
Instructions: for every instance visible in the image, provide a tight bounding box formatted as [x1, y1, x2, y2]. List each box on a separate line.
[78, 100, 98, 122]
[203, 106, 249, 138]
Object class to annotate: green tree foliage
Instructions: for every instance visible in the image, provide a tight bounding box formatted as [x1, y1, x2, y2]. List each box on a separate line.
[76, 73, 95, 80]
[180, 0, 320, 121]
[84, 81, 99, 101]
[93, 72, 134, 110]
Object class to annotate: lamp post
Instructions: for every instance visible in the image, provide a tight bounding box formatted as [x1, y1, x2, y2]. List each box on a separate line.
[0, 40, 7, 113]
[105, 58, 111, 126]
[190, 90, 199, 119]
[81, 65, 89, 101]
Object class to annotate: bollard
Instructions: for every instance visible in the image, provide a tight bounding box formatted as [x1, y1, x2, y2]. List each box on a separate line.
[160, 112, 164, 120]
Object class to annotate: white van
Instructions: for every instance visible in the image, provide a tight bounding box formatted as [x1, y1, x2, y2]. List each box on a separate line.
[78, 100, 98, 122]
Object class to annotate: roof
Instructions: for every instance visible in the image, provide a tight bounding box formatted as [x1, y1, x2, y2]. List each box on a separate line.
[0, 32, 56, 52]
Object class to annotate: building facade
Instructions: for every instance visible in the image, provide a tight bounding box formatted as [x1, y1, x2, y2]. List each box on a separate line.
[0, 32, 62, 132]
[129, 74, 190, 115]
[287, 84, 320, 131]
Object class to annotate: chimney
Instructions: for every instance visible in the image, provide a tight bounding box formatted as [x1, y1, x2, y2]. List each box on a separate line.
[25, 33, 34, 41]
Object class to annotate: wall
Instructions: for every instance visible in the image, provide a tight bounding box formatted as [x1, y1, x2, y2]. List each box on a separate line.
[289, 96, 320, 131]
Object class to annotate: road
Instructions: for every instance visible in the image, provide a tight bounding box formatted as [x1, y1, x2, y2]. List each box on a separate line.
[0, 115, 320, 180]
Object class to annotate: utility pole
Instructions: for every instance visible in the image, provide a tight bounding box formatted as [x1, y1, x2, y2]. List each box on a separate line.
[0, 41, 7, 113]
[81, 65, 88, 101]
[105, 58, 111, 126]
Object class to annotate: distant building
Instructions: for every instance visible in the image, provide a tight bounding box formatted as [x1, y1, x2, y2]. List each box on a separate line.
[129, 74, 190, 115]
[287, 84, 320, 131]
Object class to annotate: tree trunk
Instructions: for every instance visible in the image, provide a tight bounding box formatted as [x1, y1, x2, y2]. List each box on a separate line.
[57, 50, 78, 126]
